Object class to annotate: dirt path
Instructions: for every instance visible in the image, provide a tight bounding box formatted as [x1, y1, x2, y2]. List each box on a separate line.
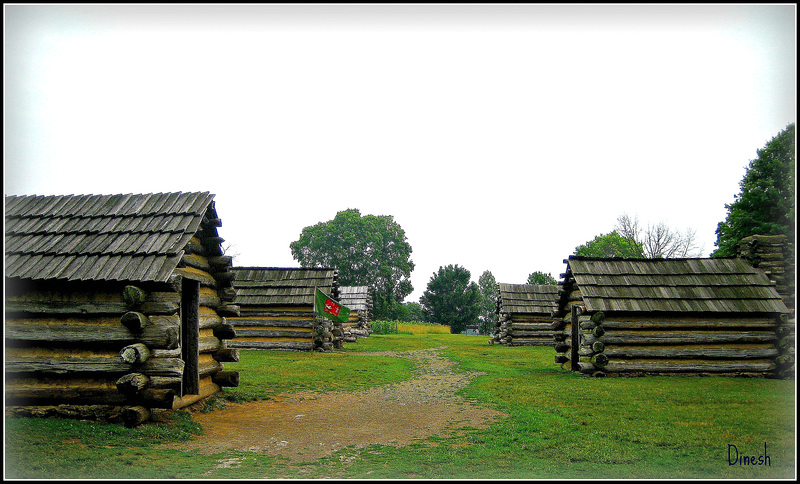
[165, 346, 505, 464]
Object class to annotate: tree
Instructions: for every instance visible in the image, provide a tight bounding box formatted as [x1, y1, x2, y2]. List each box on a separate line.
[527, 271, 557, 285]
[477, 270, 498, 336]
[290, 209, 414, 318]
[615, 213, 703, 258]
[574, 231, 644, 258]
[713, 123, 796, 257]
[387, 302, 425, 322]
[420, 264, 481, 334]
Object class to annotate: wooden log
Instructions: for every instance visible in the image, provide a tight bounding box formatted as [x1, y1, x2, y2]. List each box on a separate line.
[198, 310, 224, 329]
[4, 318, 176, 347]
[590, 312, 605, 324]
[121, 311, 149, 332]
[603, 346, 779, 359]
[226, 340, 314, 351]
[148, 376, 182, 391]
[601, 331, 776, 345]
[136, 388, 176, 409]
[234, 329, 313, 339]
[122, 406, 151, 428]
[6, 353, 133, 374]
[116, 373, 151, 396]
[181, 253, 211, 272]
[136, 357, 185, 378]
[590, 353, 609, 367]
[217, 286, 237, 302]
[174, 267, 217, 288]
[601, 317, 778, 330]
[213, 347, 239, 363]
[172, 378, 219, 409]
[212, 371, 239, 388]
[591, 341, 605, 353]
[4, 300, 129, 315]
[775, 354, 795, 369]
[234, 309, 316, 318]
[212, 323, 237, 340]
[555, 354, 569, 364]
[229, 317, 316, 328]
[5, 378, 126, 405]
[119, 344, 151, 364]
[554, 342, 571, 353]
[123, 285, 147, 308]
[217, 303, 240, 317]
[603, 359, 777, 373]
[208, 256, 233, 270]
[198, 335, 222, 354]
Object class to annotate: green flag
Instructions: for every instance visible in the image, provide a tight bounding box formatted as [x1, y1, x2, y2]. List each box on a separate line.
[314, 288, 351, 323]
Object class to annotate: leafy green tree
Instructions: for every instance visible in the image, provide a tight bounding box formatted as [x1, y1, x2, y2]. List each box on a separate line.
[387, 302, 425, 322]
[527, 271, 557, 285]
[420, 264, 481, 334]
[477, 270, 498, 335]
[574, 231, 644, 258]
[290, 209, 414, 318]
[713, 123, 796, 257]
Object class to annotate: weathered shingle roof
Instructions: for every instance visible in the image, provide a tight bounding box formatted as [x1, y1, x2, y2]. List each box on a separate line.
[339, 286, 372, 312]
[497, 283, 559, 314]
[5, 192, 215, 282]
[231, 267, 337, 306]
[566, 256, 788, 314]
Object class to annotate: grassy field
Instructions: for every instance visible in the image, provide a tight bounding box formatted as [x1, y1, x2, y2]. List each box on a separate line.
[4, 333, 796, 479]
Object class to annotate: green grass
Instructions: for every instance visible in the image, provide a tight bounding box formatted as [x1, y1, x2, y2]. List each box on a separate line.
[4, 334, 796, 479]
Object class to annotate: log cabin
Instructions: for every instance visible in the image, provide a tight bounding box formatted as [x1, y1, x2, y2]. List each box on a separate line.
[553, 256, 792, 378]
[338, 286, 374, 342]
[494, 283, 559, 346]
[5, 192, 240, 426]
[227, 267, 342, 351]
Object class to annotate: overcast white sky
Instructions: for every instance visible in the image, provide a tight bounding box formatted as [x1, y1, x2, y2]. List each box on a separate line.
[4, 4, 797, 303]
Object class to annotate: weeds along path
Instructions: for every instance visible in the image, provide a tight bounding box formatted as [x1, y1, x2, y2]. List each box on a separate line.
[167, 346, 505, 463]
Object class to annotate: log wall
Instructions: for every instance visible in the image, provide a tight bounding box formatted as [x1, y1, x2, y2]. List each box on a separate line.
[227, 306, 339, 351]
[5, 237, 240, 426]
[553, 307, 790, 377]
[496, 313, 554, 346]
[738, 234, 795, 313]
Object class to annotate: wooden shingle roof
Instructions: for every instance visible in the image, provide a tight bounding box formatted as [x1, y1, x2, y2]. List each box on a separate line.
[5, 192, 216, 282]
[339, 286, 372, 312]
[497, 283, 559, 314]
[566, 256, 789, 314]
[231, 267, 337, 306]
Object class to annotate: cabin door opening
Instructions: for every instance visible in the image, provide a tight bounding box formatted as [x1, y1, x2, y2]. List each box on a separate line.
[570, 306, 580, 372]
[180, 278, 200, 396]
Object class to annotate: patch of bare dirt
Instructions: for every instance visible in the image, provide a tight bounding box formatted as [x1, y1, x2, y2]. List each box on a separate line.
[163, 346, 505, 463]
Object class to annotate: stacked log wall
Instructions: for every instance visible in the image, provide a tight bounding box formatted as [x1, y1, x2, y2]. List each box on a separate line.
[568, 312, 789, 378]
[340, 287, 374, 342]
[498, 313, 554, 346]
[5, 234, 240, 426]
[737, 234, 795, 378]
[551, 277, 583, 370]
[738, 234, 795, 313]
[227, 305, 317, 351]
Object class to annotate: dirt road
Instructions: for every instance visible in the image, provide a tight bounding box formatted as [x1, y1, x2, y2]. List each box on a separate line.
[166, 346, 505, 464]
